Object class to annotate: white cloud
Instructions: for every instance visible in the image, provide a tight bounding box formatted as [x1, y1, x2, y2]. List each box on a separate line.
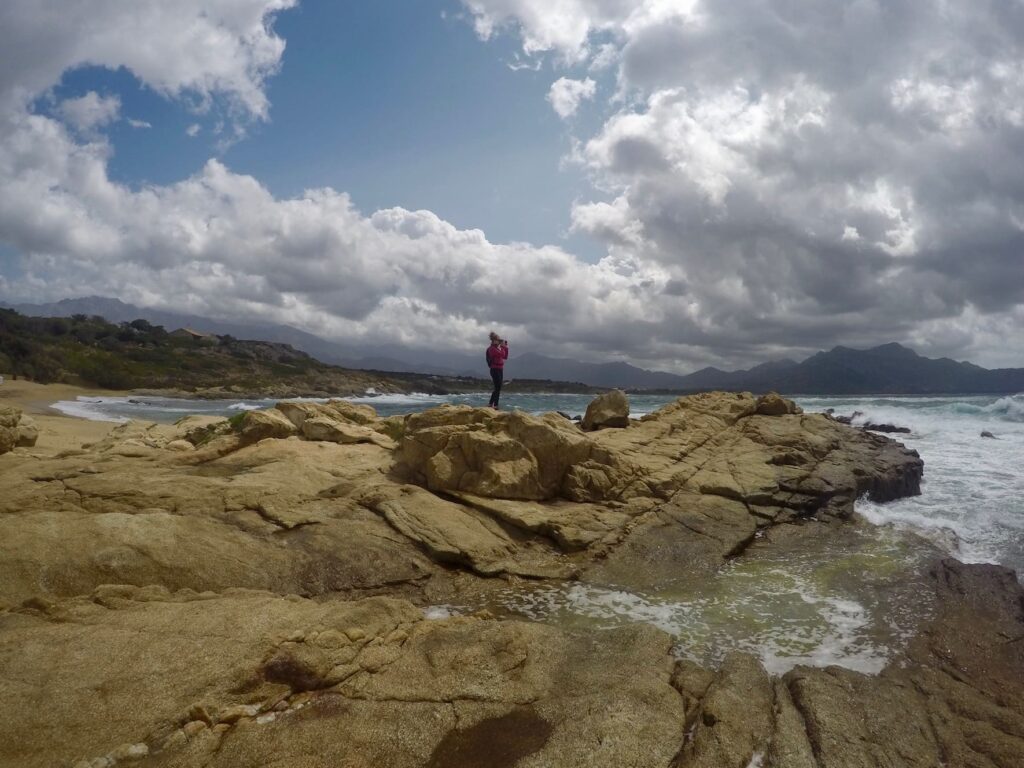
[0, 0, 295, 118]
[0, 0, 708, 367]
[461, 0, 698, 62]
[186, 123, 201, 138]
[127, 118, 152, 129]
[0, 114, 674, 353]
[464, 0, 1024, 366]
[56, 91, 121, 132]
[547, 77, 596, 119]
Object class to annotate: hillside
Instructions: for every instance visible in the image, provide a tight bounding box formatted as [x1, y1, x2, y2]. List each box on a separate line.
[0, 309, 405, 397]
[0, 309, 605, 397]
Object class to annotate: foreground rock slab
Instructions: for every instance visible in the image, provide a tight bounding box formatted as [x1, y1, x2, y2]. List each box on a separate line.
[0, 588, 683, 768]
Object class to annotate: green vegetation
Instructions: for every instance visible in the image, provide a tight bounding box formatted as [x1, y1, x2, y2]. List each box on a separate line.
[0, 308, 609, 396]
[0, 308, 388, 394]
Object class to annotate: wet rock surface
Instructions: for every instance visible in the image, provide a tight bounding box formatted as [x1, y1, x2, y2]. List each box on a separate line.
[0, 391, 1019, 767]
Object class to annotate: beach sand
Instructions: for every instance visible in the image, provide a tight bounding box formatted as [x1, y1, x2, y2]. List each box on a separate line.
[0, 380, 120, 454]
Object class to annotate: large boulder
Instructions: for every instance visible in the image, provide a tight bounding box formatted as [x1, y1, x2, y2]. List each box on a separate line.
[238, 408, 298, 442]
[277, 400, 377, 430]
[300, 416, 395, 449]
[0, 405, 21, 454]
[582, 389, 630, 430]
[15, 414, 38, 447]
[754, 392, 801, 416]
[396, 406, 645, 502]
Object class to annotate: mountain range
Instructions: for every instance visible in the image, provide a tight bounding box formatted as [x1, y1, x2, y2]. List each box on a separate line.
[6, 296, 1024, 394]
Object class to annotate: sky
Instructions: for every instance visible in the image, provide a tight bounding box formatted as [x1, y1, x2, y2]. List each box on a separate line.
[0, 1, 1022, 372]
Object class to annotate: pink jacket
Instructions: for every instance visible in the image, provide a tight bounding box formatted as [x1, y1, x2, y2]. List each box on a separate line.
[486, 343, 509, 369]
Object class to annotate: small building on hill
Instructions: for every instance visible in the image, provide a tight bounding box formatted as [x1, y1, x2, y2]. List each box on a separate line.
[170, 328, 216, 344]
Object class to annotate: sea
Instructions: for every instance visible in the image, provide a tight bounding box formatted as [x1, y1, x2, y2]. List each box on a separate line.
[52, 389, 1024, 673]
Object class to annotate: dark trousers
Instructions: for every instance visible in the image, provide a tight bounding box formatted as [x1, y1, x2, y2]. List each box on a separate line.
[488, 367, 504, 408]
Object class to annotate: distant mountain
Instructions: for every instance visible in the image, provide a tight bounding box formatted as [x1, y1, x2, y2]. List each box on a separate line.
[6, 297, 697, 383]
[678, 343, 1024, 395]
[7, 297, 1023, 393]
[506, 344, 1024, 394]
[506, 352, 694, 389]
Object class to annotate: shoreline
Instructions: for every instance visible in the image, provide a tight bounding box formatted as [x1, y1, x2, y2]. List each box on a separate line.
[0, 380, 125, 453]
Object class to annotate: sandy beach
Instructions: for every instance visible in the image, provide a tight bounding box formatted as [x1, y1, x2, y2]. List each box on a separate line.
[0, 380, 123, 454]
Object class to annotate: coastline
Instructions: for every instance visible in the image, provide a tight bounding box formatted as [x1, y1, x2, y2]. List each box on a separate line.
[0, 380, 124, 454]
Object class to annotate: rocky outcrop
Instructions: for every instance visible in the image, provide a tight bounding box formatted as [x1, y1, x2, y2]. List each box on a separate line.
[755, 391, 802, 416]
[15, 413, 38, 447]
[863, 421, 911, 434]
[581, 388, 630, 430]
[395, 405, 646, 502]
[3, 389, 989, 768]
[0, 392, 923, 600]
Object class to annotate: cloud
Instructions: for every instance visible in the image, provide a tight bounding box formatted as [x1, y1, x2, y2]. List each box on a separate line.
[186, 123, 201, 138]
[127, 118, 152, 129]
[0, 111, 674, 355]
[0, 0, 1022, 372]
[0, 0, 676, 360]
[0, 0, 704, 369]
[463, 0, 1024, 367]
[0, 0, 295, 118]
[56, 91, 120, 132]
[547, 77, 596, 119]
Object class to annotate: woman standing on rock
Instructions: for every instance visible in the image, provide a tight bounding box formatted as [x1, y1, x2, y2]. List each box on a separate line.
[486, 331, 509, 409]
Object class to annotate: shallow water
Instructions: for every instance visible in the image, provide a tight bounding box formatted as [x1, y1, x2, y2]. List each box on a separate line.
[442, 522, 936, 675]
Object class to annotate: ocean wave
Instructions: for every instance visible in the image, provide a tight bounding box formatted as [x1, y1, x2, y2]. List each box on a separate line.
[51, 397, 129, 423]
[344, 392, 458, 405]
[980, 393, 1024, 422]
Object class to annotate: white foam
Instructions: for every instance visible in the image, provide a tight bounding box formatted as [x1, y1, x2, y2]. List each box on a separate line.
[495, 578, 890, 676]
[423, 605, 460, 620]
[51, 397, 129, 423]
[802, 395, 1024, 575]
[982, 393, 1024, 422]
[343, 392, 456, 405]
[226, 402, 262, 411]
